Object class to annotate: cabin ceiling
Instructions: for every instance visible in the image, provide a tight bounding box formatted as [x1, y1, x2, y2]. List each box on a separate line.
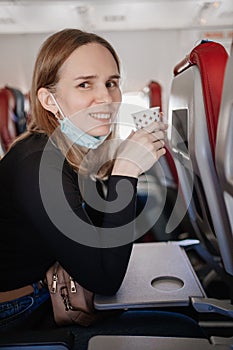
[0, 0, 232, 34]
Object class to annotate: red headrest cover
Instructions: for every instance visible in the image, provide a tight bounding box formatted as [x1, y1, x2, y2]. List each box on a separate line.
[149, 80, 163, 112]
[189, 41, 228, 155]
[174, 41, 228, 156]
[0, 88, 17, 151]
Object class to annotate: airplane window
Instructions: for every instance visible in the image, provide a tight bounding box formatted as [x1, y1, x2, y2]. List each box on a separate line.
[119, 91, 149, 139]
[122, 91, 149, 109]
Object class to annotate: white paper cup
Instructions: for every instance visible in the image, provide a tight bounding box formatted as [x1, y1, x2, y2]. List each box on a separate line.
[132, 106, 160, 129]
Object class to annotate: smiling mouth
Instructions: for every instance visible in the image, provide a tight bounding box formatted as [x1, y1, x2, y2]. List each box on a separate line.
[89, 113, 111, 120]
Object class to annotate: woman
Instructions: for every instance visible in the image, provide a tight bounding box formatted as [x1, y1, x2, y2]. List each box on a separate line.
[0, 29, 204, 347]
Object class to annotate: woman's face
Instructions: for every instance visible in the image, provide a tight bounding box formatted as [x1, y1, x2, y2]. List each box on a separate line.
[54, 43, 122, 137]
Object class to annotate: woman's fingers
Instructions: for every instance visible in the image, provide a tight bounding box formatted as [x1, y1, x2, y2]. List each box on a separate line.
[134, 121, 167, 144]
[143, 120, 168, 133]
[112, 120, 168, 177]
[153, 138, 165, 150]
[151, 130, 166, 142]
[153, 145, 166, 159]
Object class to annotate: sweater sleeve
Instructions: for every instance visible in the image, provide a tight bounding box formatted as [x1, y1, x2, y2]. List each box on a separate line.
[13, 147, 138, 295]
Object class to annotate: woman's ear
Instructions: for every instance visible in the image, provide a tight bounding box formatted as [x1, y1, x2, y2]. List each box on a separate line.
[37, 88, 57, 114]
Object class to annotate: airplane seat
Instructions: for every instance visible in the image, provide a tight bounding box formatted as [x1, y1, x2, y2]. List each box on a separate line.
[0, 87, 18, 153]
[0, 329, 75, 349]
[215, 41, 233, 299]
[87, 335, 233, 350]
[149, 80, 196, 242]
[168, 40, 233, 297]
[137, 80, 194, 243]
[149, 80, 178, 186]
[5, 86, 27, 135]
[149, 80, 163, 110]
[135, 80, 176, 242]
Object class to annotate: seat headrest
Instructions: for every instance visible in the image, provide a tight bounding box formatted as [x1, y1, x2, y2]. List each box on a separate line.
[149, 81, 163, 112]
[0, 87, 17, 151]
[174, 41, 228, 156]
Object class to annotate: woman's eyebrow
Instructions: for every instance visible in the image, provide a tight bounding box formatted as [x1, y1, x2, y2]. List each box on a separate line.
[74, 74, 121, 81]
[109, 74, 121, 80]
[74, 75, 97, 81]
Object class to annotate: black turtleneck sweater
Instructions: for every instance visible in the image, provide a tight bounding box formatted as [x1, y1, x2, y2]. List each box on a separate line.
[0, 133, 137, 295]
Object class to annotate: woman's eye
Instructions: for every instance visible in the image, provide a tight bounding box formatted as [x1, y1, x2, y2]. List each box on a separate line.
[106, 80, 118, 88]
[79, 82, 90, 88]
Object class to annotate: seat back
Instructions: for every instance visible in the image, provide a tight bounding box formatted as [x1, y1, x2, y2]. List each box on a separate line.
[149, 80, 178, 186]
[0, 86, 27, 154]
[149, 80, 163, 111]
[6, 86, 27, 134]
[0, 87, 17, 153]
[87, 335, 233, 350]
[168, 41, 233, 276]
[0, 329, 74, 349]
[215, 42, 233, 274]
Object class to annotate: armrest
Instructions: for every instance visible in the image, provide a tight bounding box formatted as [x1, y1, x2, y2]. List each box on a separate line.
[191, 297, 233, 318]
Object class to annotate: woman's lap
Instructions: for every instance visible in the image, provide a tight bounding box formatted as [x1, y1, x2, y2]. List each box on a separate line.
[0, 285, 51, 334]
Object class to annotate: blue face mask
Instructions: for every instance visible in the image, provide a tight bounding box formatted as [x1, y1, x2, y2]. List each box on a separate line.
[59, 116, 109, 149]
[50, 94, 110, 149]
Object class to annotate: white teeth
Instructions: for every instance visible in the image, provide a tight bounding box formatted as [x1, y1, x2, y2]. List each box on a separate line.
[89, 113, 111, 120]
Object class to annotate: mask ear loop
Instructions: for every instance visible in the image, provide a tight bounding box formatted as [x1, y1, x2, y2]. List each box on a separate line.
[54, 111, 61, 121]
[49, 93, 66, 120]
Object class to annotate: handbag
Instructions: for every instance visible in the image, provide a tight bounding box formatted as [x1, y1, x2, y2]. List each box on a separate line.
[46, 262, 100, 327]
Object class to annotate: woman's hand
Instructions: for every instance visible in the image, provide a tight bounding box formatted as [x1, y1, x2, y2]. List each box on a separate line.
[112, 121, 168, 178]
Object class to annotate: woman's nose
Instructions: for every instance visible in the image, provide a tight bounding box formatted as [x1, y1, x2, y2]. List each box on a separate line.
[94, 86, 112, 104]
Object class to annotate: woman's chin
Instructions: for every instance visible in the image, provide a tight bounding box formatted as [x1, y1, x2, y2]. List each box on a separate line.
[91, 125, 111, 137]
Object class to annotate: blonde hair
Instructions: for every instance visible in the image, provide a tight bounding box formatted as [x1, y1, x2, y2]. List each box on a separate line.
[17, 28, 121, 177]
